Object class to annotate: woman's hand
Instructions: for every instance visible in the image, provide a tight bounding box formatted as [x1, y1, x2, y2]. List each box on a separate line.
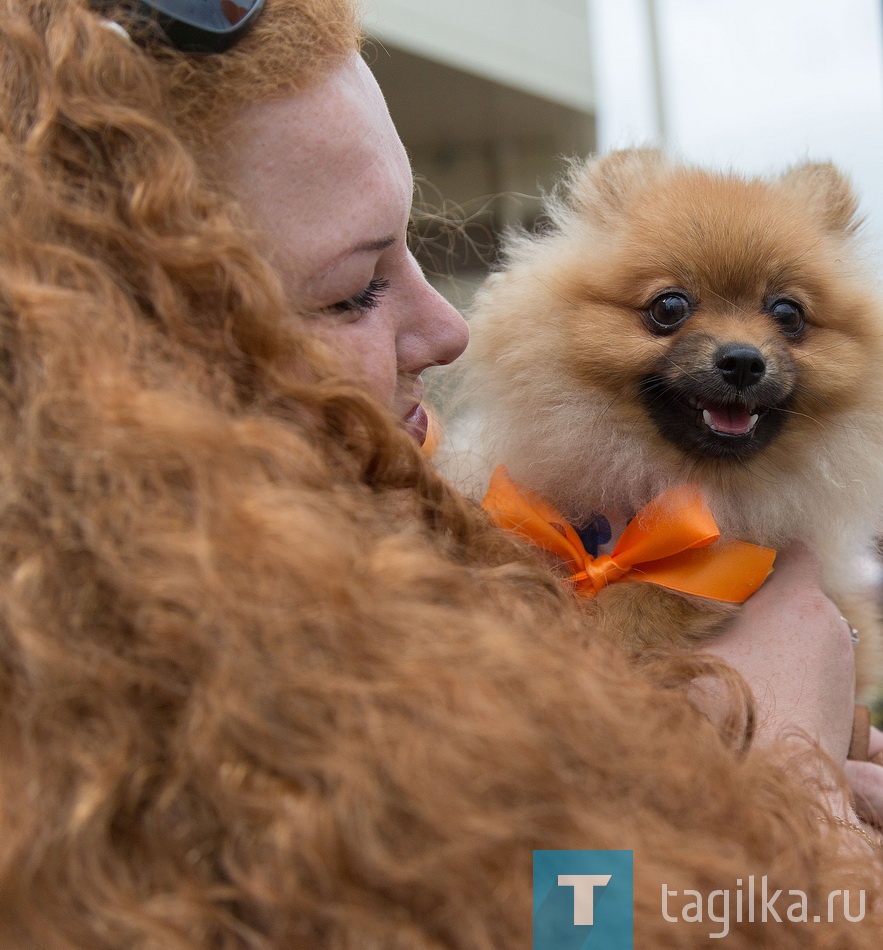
[705, 544, 883, 836]
[845, 725, 883, 828]
[706, 543, 856, 765]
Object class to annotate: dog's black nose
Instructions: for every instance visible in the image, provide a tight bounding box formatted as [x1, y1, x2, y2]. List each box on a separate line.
[714, 344, 766, 389]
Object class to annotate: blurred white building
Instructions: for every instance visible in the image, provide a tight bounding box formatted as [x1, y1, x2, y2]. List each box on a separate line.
[365, 0, 883, 302]
[364, 0, 596, 305]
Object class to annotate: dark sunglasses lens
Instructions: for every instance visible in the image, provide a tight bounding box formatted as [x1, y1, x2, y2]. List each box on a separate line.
[128, 0, 265, 52]
[146, 1, 263, 31]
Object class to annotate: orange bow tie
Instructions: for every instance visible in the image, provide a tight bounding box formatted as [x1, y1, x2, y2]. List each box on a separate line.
[481, 466, 775, 603]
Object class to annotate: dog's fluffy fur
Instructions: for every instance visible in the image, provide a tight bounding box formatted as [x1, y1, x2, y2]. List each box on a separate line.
[440, 150, 883, 689]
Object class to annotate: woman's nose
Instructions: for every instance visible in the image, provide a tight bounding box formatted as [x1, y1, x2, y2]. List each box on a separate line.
[399, 270, 470, 374]
[426, 284, 470, 368]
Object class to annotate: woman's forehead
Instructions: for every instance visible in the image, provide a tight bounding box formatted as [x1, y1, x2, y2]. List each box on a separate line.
[227, 55, 411, 212]
[222, 54, 412, 287]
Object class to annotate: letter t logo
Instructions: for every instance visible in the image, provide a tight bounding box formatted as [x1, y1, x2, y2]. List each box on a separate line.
[557, 874, 612, 925]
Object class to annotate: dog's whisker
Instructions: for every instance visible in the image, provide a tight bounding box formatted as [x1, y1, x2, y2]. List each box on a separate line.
[658, 354, 703, 385]
[799, 337, 858, 358]
[776, 404, 857, 433]
[515, 274, 608, 308]
[702, 286, 755, 320]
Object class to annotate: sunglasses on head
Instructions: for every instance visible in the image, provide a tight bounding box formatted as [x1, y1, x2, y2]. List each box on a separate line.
[92, 0, 266, 53]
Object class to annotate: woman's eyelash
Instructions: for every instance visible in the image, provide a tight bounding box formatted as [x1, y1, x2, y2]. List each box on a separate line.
[329, 277, 390, 315]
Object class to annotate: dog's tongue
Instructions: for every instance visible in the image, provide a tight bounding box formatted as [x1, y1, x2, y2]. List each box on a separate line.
[704, 406, 753, 435]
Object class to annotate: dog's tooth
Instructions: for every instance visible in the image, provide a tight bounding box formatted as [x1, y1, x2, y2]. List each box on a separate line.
[702, 409, 713, 428]
[749, 413, 759, 431]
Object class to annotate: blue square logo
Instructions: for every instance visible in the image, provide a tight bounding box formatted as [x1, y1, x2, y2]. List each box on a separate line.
[533, 850, 633, 950]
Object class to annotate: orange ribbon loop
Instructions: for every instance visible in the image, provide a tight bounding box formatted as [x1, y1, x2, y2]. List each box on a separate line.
[481, 466, 775, 603]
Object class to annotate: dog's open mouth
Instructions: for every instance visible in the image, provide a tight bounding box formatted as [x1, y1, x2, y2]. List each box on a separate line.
[641, 378, 789, 460]
[690, 399, 763, 438]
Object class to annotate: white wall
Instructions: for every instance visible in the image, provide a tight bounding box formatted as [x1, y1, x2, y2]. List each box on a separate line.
[363, 0, 594, 111]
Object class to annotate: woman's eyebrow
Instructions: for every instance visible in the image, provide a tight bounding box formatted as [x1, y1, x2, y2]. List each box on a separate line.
[318, 235, 397, 277]
[347, 235, 397, 255]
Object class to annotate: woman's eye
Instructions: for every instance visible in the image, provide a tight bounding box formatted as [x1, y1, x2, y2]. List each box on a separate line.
[767, 297, 805, 336]
[326, 277, 390, 319]
[644, 291, 694, 334]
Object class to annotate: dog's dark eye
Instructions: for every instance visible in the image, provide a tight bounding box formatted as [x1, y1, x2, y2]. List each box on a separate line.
[768, 298, 805, 336]
[645, 292, 693, 334]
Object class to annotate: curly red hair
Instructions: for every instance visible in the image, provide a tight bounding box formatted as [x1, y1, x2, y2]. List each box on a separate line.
[0, 2, 879, 948]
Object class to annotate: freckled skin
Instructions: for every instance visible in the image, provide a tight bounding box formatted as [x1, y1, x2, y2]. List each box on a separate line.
[223, 55, 468, 429]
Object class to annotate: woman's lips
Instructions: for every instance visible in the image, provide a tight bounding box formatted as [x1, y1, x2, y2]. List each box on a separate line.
[403, 403, 429, 445]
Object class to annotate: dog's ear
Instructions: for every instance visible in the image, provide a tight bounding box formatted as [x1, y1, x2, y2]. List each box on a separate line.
[566, 149, 667, 225]
[778, 162, 861, 234]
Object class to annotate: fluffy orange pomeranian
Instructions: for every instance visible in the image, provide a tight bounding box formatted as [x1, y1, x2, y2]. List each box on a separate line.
[439, 149, 883, 692]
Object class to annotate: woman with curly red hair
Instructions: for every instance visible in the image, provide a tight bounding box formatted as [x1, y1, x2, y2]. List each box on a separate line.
[0, 2, 879, 947]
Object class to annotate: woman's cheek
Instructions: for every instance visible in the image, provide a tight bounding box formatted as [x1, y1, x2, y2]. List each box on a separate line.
[323, 319, 399, 409]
